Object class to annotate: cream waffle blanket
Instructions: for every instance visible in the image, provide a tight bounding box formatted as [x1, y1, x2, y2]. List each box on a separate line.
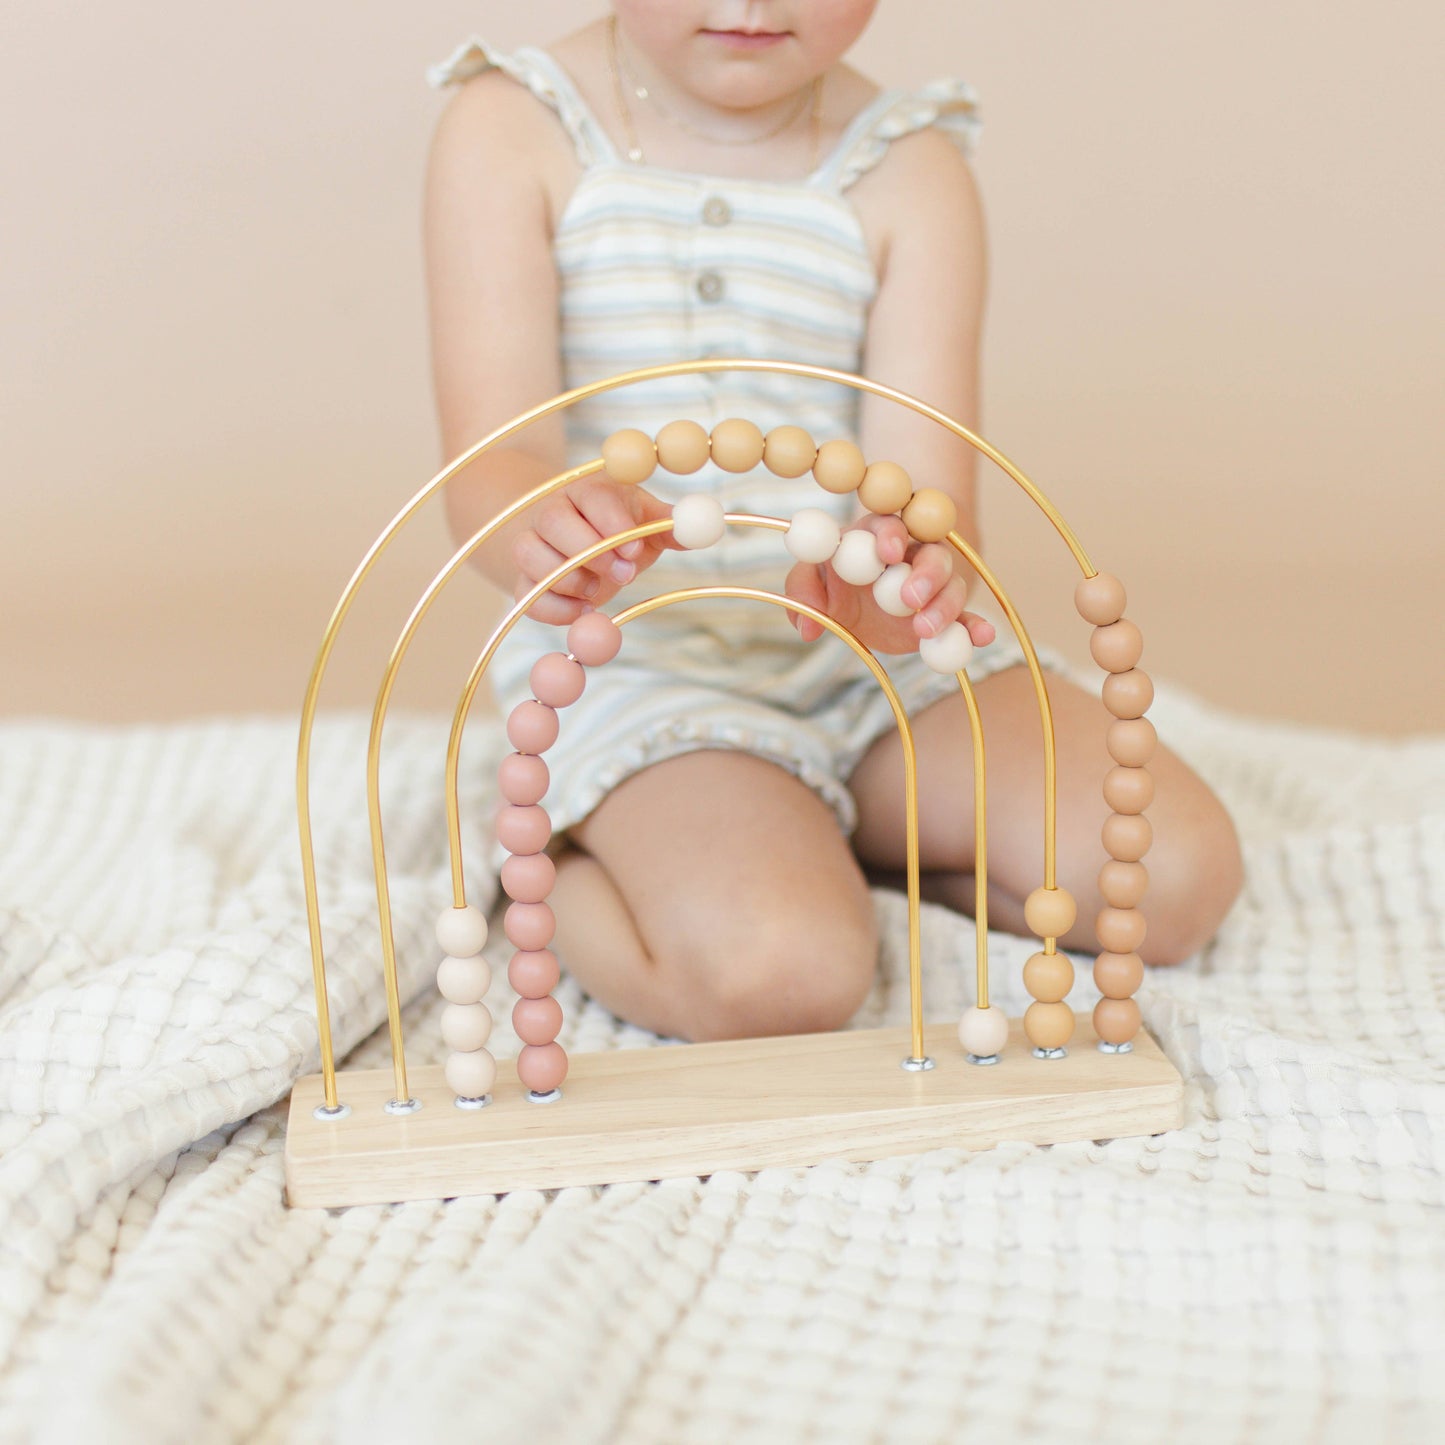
[1, 691, 1443, 1444]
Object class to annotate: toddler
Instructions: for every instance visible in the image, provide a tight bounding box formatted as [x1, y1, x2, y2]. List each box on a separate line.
[424, 2, 1243, 1043]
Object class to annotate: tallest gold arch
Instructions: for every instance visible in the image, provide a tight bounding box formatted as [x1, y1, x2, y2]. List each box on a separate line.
[297, 359, 1100, 1110]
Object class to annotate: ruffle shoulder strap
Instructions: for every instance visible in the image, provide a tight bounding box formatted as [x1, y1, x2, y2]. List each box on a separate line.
[821, 78, 982, 192]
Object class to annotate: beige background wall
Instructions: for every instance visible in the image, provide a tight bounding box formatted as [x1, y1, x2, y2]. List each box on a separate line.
[4, 2, 1441, 732]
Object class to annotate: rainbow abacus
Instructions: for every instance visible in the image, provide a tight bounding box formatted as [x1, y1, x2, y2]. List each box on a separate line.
[284, 361, 1183, 1209]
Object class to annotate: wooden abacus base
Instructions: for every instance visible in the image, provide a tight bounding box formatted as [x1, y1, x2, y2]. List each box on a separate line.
[284, 1014, 1182, 1208]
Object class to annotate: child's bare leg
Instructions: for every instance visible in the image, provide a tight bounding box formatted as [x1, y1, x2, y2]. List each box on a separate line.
[547, 750, 879, 1041]
[847, 665, 1243, 963]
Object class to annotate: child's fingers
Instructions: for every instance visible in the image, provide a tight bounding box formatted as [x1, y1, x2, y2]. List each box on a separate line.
[513, 573, 588, 626]
[783, 560, 830, 643]
[533, 495, 635, 587]
[853, 513, 911, 566]
[899, 542, 955, 612]
[569, 481, 657, 573]
[913, 574, 969, 640]
[963, 611, 997, 647]
[510, 530, 601, 602]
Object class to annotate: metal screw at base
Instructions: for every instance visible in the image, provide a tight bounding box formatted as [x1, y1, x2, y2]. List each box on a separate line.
[527, 1088, 563, 1105]
[965, 1053, 1001, 1067]
[1031, 1046, 1068, 1060]
[313, 1102, 351, 1122]
[1097, 1040, 1134, 1054]
[900, 1056, 936, 1073]
[454, 1094, 492, 1111]
[384, 1097, 423, 1115]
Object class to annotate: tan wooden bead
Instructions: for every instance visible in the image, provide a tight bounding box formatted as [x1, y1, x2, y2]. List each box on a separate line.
[1107, 717, 1158, 768]
[1090, 618, 1144, 673]
[1075, 571, 1127, 626]
[1022, 951, 1074, 1004]
[601, 428, 657, 485]
[1024, 1000, 1075, 1051]
[1098, 858, 1150, 909]
[1096, 906, 1148, 954]
[858, 460, 913, 514]
[1102, 669, 1155, 719]
[710, 417, 765, 473]
[1093, 951, 1144, 999]
[763, 425, 817, 478]
[1093, 996, 1142, 1045]
[1102, 811, 1153, 863]
[812, 438, 867, 494]
[1023, 885, 1078, 939]
[901, 487, 958, 543]
[655, 419, 711, 474]
[1102, 765, 1154, 814]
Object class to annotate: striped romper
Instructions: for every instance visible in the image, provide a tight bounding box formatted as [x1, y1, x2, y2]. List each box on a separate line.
[430, 39, 1030, 841]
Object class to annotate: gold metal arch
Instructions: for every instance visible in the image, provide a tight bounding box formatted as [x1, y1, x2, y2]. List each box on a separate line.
[299, 359, 1100, 1109]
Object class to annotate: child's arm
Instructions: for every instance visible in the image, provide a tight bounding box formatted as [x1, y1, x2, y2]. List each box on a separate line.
[786, 129, 993, 652]
[425, 76, 672, 624]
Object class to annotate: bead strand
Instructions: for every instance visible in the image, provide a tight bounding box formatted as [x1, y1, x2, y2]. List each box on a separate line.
[1021, 885, 1078, 1055]
[435, 904, 496, 1108]
[1077, 571, 1151, 1051]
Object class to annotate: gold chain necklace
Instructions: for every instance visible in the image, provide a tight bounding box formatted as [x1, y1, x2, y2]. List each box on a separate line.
[606, 15, 822, 168]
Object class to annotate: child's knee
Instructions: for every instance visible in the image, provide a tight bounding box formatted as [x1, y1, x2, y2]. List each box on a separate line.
[1138, 790, 1244, 965]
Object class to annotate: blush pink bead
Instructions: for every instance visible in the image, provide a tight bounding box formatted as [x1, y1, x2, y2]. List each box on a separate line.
[517, 1042, 569, 1093]
[506, 699, 560, 754]
[500, 851, 556, 904]
[509, 948, 561, 999]
[567, 612, 622, 666]
[498, 752, 549, 806]
[530, 652, 586, 708]
[496, 804, 551, 855]
[513, 995, 564, 1047]
[504, 901, 556, 951]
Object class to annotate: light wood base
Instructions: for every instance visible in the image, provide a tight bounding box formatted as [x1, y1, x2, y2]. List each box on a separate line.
[284, 1015, 1183, 1208]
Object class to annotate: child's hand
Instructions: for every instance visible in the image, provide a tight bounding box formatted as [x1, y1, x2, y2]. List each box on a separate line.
[784, 514, 997, 655]
[511, 476, 678, 624]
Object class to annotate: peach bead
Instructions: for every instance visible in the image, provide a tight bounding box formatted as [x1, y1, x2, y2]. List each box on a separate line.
[655, 419, 710, 474]
[567, 611, 623, 665]
[1107, 717, 1157, 768]
[1102, 811, 1153, 863]
[505, 901, 556, 951]
[496, 804, 551, 855]
[958, 1005, 1010, 1058]
[530, 653, 586, 709]
[1094, 996, 1142, 1045]
[518, 1042, 569, 1093]
[1102, 669, 1154, 720]
[1103, 765, 1154, 815]
[435, 904, 488, 958]
[437, 954, 492, 1005]
[1023, 886, 1077, 940]
[509, 948, 561, 999]
[1096, 907, 1147, 954]
[499, 751, 549, 806]
[763, 425, 817, 478]
[1098, 859, 1150, 909]
[441, 1002, 493, 1053]
[1022, 951, 1075, 1004]
[901, 488, 958, 543]
[1075, 571, 1127, 626]
[513, 995, 564, 1047]
[1024, 1000, 1075, 1051]
[501, 851, 556, 904]
[1090, 618, 1144, 674]
[710, 417, 765, 473]
[1093, 951, 1144, 999]
[601, 428, 656, 485]
[858, 460, 913, 515]
[506, 699, 559, 754]
[445, 1048, 497, 1100]
[812, 439, 867, 494]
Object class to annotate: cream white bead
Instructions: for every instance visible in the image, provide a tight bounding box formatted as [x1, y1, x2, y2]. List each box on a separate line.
[958, 1005, 1010, 1058]
[831, 528, 886, 586]
[441, 1002, 494, 1053]
[872, 563, 916, 617]
[784, 508, 842, 565]
[435, 905, 488, 958]
[444, 1048, 497, 1100]
[436, 955, 492, 1004]
[919, 620, 975, 675]
[671, 494, 726, 549]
